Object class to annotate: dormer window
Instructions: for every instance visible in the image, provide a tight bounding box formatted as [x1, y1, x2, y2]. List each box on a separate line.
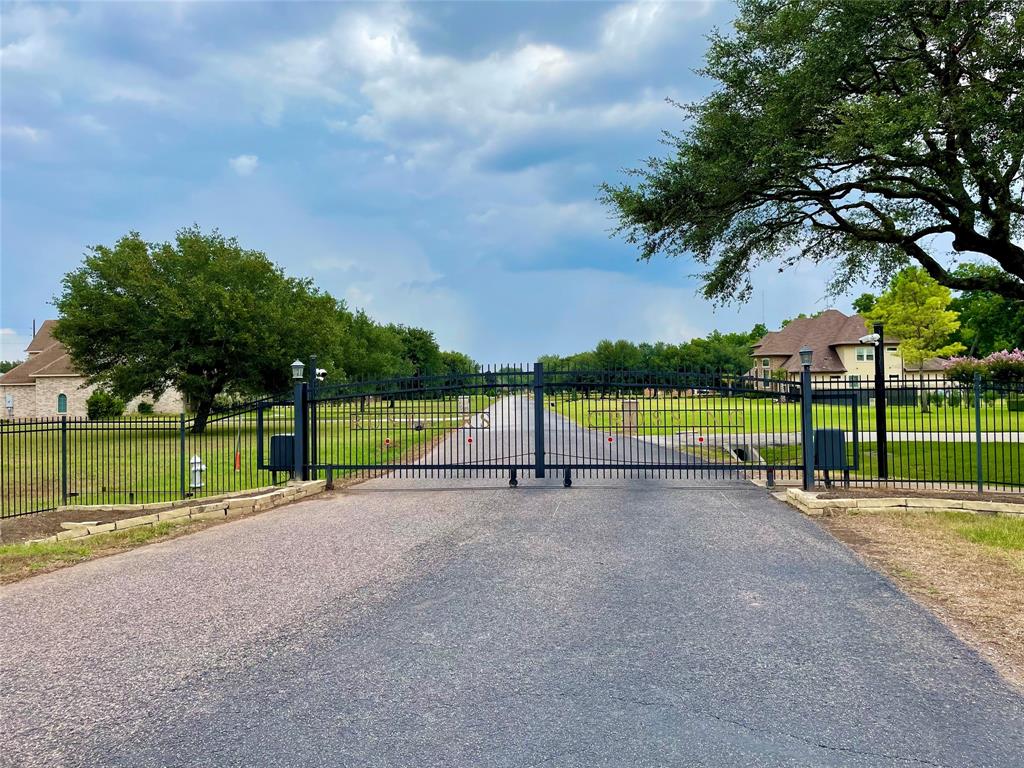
[856, 347, 874, 362]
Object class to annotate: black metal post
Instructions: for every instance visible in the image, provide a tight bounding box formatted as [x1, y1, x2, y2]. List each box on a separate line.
[533, 362, 545, 478]
[974, 372, 983, 494]
[308, 355, 318, 480]
[800, 362, 814, 490]
[293, 380, 307, 481]
[873, 323, 888, 479]
[179, 412, 187, 499]
[60, 415, 68, 506]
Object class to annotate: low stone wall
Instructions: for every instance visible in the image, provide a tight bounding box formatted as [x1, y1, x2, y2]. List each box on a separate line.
[785, 487, 1024, 517]
[30, 480, 328, 544]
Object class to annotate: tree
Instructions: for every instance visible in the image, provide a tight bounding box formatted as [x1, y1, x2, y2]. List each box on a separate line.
[852, 293, 877, 315]
[392, 325, 444, 378]
[0, 360, 20, 374]
[54, 227, 341, 432]
[603, 0, 1024, 302]
[948, 264, 1024, 356]
[864, 267, 965, 410]
[440, 350, 477, 377]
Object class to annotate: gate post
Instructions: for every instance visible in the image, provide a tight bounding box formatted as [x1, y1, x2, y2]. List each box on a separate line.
[533, 362, 545, 478]
[60, 415, 68, 506]
[799, 347, 814, 490]
[872, 323, 888, 479]
[974, 373, 983, 494]
[293, 379, 308, 481]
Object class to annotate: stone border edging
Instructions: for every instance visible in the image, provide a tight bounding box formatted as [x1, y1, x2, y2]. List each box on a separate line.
[30, 480, 328, 544]
[784, 487, 1024, 517]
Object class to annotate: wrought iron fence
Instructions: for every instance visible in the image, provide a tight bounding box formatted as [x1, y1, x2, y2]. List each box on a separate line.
[1, 368, 1021, 518]
[0, 396, 294, 518]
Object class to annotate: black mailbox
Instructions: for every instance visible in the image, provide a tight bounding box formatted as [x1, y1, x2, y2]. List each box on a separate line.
[269, 434, 295, 471]
[813, 429, 847, 470]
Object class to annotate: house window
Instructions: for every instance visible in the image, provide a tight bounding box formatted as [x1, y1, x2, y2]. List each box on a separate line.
[57, 393, 67, 413]
[887, 347, 897, 354]
[856, 347, 874, 362]
[761, 358, 770, 368]
[829, 375, 842, 381]
[849, 375, 861, 388]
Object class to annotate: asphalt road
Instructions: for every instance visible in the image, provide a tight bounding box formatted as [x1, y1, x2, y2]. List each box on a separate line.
[3, 476, 1023, 767]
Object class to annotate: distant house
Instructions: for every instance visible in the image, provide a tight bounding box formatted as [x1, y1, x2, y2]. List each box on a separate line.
[750, 310, 947, 386]
[0, 321, 185, 419]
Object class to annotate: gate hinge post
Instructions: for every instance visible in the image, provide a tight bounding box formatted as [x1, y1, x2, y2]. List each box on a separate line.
[533, 362, 545, 478]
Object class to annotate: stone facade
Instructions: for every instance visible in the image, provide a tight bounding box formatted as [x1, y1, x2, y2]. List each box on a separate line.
[0, 320, 187, 420]
[2, 376, 186, 419]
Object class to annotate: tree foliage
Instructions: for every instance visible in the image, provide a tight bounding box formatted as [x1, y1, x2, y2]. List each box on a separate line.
[55, 227, 341, 432]
[86, 389, 126, 420]
[603, 0, 1024, 302]
[864, 267, 965, 367]
[540, 326, 766, 376]
[947, 264, 1024, 355]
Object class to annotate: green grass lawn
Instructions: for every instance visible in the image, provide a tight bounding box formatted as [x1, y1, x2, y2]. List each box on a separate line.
[760, 441, 1024, 487]
[550, 394, 1022, 435]
[0, 395, 494, 516]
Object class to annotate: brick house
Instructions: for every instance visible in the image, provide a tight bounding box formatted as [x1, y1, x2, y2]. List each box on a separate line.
[0, 321, 185, 419]
[750, 310, 947, 386]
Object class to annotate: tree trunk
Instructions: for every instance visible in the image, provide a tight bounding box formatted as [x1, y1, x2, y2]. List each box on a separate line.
[919, 373, 929, 414]
[191, 397, 213, 434]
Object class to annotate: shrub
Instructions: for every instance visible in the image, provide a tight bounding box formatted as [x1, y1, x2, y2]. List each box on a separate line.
[928, 391, 946, 407]
[86, 390, 125, 420]
[1008, 394, 1024, 413]
[948, 391, 963, 407]
[136, 401, 154, 414]
[945, 349, 1024, 383]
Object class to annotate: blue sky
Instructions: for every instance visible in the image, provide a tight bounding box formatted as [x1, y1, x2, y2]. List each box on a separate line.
[0, 1, 865, 363]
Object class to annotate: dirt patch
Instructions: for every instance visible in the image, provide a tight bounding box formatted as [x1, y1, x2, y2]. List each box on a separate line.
[815, 486, 1024, 504]
[820, 509, 1024, 689]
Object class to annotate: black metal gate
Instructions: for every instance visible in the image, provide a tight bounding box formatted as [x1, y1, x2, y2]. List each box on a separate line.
[283, 364, 807, 486]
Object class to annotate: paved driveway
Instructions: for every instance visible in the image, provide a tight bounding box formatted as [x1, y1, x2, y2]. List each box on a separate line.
[2, 478, 1022, 767]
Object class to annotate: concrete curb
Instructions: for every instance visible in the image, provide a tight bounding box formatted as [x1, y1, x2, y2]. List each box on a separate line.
[35, 481, 328, 544]
[784, 487, 1024, 517]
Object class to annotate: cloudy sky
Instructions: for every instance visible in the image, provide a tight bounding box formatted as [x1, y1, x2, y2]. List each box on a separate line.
[0, 1, 863, 363]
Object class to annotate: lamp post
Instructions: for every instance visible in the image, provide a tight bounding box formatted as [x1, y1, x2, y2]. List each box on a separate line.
[292, 359, 306, 481]
[872, 324, 888, 479]
[799, 346, 814, 490]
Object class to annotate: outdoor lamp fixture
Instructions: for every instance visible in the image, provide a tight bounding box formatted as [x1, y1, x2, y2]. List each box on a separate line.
[799, 346, 813, 368]
[291, 359, 305, 381]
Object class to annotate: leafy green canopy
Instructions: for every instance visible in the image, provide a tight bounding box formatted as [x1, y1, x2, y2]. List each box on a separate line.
[863, 267, 964, 367]
[603, 0, 1024, 301]
[54, 227, 477, 431]
[539, 326, 767, 375]
[54, 227, 342, 431]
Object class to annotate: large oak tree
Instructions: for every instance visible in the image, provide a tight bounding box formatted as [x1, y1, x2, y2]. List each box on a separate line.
[54, 226, 342, 432]
[603, 0, 1024, 301]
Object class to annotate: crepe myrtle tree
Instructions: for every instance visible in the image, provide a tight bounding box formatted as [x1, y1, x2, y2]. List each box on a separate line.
[603, 0, 1024, 302]
[54, 226, 342, 433]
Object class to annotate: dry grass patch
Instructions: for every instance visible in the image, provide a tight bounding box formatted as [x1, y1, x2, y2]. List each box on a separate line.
[820, 508, 1024, 688]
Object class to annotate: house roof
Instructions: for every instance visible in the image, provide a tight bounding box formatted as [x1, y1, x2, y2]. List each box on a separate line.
[0, 321, 81, 386]
[751, 310, 902, 374]
[24, 319, 59, 353]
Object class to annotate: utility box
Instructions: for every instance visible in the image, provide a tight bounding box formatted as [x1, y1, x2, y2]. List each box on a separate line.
[813, 429, 847, 470]
[269, 434, 295, 471]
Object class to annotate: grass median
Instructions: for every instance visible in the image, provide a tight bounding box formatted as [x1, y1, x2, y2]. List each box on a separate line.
[820, 506, 1024, 687]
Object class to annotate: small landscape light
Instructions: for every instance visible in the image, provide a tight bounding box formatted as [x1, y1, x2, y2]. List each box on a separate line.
[291, 359, 305, 381]
[799, 346, 813, 368]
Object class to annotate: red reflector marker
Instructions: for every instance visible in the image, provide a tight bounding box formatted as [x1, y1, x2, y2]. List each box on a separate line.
[607, 436, 614, 443]
[467, 436, 473, 444]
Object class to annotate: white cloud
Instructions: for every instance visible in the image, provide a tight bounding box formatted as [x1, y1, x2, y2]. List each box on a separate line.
[0, 328, 31, 361]
[2, 124, 44, 142]
[229, 154, 259, 176]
